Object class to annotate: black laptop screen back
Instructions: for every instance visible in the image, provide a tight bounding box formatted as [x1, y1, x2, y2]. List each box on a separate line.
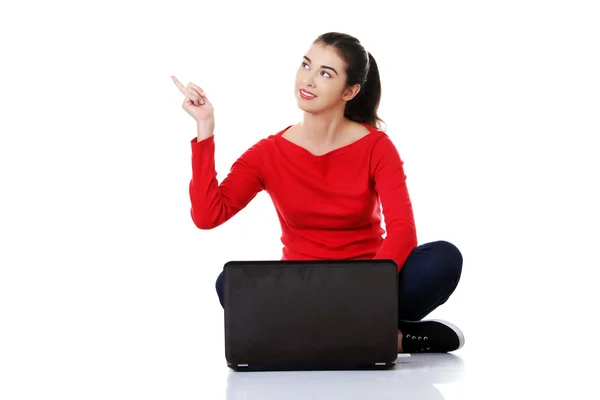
[224, 259, 398, 367]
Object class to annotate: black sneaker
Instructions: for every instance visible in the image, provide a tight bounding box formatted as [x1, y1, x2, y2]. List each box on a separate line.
[399, 319, 465, 353]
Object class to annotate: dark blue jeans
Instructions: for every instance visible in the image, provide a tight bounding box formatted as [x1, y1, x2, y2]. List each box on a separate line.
[215, 240, 462, 322]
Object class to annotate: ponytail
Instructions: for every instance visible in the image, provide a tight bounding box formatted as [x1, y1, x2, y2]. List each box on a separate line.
[344, 51, 385, 130]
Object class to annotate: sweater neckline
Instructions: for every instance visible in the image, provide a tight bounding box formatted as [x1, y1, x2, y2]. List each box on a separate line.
[276, 122, 378, 158]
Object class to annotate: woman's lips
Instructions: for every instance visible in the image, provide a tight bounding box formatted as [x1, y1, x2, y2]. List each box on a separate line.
[299, 89, 316, 99]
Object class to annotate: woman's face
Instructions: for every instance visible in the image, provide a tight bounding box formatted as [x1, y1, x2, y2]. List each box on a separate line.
[294, 42, 361, 114]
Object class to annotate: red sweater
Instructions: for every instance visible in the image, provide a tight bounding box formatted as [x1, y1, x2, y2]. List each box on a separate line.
[189, 122, 418, 271]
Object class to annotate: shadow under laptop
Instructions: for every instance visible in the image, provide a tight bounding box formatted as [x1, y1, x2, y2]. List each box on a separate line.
[225, 353, 465, 400]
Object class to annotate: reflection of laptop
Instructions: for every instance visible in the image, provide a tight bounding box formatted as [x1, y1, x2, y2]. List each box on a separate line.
[223, 259, 398, 371]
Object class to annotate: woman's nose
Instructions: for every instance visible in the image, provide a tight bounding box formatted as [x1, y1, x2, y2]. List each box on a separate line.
[302, 73, 316, 86]
[302, 78, 315, 87]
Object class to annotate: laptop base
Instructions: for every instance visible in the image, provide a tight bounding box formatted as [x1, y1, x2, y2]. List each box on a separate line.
[228, 361, 396, 372]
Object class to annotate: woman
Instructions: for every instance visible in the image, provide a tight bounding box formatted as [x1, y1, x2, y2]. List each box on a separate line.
[172, 32, 464, 354]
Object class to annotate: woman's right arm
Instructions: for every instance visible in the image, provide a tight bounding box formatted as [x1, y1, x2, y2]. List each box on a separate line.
[189, 122, 267, 230]
[171, 76, 267, 230]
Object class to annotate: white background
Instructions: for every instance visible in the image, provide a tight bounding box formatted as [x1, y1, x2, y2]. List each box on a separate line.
[1, 0, 599, 398]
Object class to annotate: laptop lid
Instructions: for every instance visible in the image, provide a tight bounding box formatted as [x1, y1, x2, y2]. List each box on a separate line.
[223, 259, 398, 370]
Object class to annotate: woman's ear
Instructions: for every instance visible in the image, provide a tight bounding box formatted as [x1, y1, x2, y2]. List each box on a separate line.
[343, 83, 361, 102]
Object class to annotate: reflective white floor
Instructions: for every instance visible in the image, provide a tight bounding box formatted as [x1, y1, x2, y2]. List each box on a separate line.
[225, 354, 463, 400]
[221, 348, 596, 399]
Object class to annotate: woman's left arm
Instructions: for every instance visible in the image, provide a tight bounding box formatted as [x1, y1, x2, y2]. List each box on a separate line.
[371, 134, 418, 271]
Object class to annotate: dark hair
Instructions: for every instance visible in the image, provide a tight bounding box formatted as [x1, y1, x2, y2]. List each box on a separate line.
[314, 32, 385, 130]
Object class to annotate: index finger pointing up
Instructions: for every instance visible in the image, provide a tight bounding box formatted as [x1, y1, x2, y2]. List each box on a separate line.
[171, 75, 187, 95]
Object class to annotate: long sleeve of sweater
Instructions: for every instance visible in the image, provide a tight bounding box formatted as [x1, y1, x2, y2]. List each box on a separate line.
[189, 135, 267, 229]
[371, 135, 418, 270]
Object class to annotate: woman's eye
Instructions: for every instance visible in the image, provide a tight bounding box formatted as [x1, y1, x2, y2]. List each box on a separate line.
[301, 62, 330, 78]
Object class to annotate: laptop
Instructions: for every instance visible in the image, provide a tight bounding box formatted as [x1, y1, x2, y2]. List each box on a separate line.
[223, 259, 399, 371]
